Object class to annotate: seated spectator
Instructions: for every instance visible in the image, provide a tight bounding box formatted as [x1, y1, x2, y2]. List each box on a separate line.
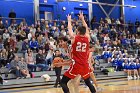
[104, 34, 110, 43]
[19, 28, 26, 41]
[137, 25, 140, 36]
[30, 24, 36, 35]
[60, 25, 66, 37]
[28, 30, 33, 41]
[9, 35, 17, 51]
[0, 36, 4, 50]
[121, 35, 129, 48]
[94, 40, 102, 54]
[7, 49, 15, 63]
[0, 49, 8, 67]
[46, 46, 54, 67]
[3, 29, 10, 41]
[29, 38, 39, 52]
[9, 56, 21, 79]
[8, 24, 15, 35]
[36, 49, 49, 71]
[21, 39, 29, 55]
[18, 57, 30, 78]
[35, 27, 42, 38]
[4, 20, 9, 29]
[0, 21, 5, 35]
[53, 27, 60, 40]
[26, 52, 36, 72]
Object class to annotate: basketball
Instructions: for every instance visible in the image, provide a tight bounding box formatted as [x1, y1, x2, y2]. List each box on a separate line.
[53, 57, 63, 63]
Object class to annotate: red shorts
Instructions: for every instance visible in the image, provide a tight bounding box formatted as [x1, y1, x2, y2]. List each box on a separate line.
[64, 61, 90, 80]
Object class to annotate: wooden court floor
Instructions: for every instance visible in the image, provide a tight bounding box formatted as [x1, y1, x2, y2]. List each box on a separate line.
[1, 79, 140, 93]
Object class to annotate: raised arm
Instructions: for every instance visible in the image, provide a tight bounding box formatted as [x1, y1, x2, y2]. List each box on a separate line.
[67, 14, 74, 39]
[78, 12, 90, 40]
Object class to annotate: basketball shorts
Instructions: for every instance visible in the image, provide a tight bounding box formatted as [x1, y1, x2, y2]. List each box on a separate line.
[64, 60, 90, 80]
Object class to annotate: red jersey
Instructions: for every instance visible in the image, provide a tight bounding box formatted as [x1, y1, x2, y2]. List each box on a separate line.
[71, 35, 89, 65]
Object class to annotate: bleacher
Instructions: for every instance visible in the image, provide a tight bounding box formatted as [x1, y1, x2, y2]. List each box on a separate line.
[0, 57, 127, 89]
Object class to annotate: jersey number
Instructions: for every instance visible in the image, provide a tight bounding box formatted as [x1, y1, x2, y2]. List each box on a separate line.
[76, 42, 87, 52]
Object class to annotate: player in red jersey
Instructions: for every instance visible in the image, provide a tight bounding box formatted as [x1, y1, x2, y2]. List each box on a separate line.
[60, 12, 96, 93]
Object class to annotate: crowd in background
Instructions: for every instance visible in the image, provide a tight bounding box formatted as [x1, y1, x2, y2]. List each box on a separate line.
[0, 15, 140, 79]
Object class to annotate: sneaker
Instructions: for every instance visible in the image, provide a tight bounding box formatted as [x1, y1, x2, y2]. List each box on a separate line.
[129, 76, 133, 80]
[127, 76, 130, 80]
[137, 76, 140, 79]
[54, 85, 57, 88]
[134, 76, 137, 80]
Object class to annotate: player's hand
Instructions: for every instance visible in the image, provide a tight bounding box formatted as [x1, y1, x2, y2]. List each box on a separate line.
[90, 66, 94, 71]
[67, 14, 72, 21]
[78, 11, 84, 20]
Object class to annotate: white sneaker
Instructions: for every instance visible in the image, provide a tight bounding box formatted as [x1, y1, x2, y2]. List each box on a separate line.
[137, 76, 140, 79]
[127, 76, 130, 80]
[130, 76, 133, 80]
[134, 76, 137, 80]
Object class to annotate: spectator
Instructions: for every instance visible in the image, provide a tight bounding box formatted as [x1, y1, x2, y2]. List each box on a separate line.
[46, 46, 54, 67]
[3, 29, 10, 41]
[30, 24, 36, 36]
[0, 21, 5, 35]
[29, 38, 39, 52]
[21, 39, 29, 54]
[35, 28, 42, 38]
[94, 40, 102, 54]
[7, 49, 15, 63]
[28, 30, 33, 41]
[8, 9, 16, 18]
[137, 25, 140, 35]
[52, 50, 63, 88]
[8, 9, 16, 24]
[36, 49, 49, 71]
[0, 36, 3, 50]
[104, 34, 110, 43]
[4, 20, 9, 29]
[9, 56, 21, 79]
[26, 52, 36, 72]
[8, 24, 15, 35]
[18, 57, 30, 78]
[18, 28, 26, 41]
[135, 19, 140, 28]
[53, 27, 60, 40]
[0, 49, 8, 67]
[60, 25, 66, 37]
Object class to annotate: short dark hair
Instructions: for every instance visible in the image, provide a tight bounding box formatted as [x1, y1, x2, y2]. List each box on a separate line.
[77, 26, 86, 35]
[58, 36, 68, 43]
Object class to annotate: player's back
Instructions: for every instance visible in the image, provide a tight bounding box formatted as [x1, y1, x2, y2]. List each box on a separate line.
[71, 35, 89, 65]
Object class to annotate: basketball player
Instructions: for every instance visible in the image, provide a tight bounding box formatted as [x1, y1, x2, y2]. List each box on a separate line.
[88, 44, 98, 88]
[60, 12, 96, 93]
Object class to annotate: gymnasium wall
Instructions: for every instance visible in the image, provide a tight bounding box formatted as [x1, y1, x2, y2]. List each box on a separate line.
[39, 0, 88, 20]
[124, 0, 140, 23]
[92, 0, 121, 22]
[0, 0, 34, 25]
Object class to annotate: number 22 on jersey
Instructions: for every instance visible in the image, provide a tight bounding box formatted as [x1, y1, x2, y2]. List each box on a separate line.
[76, 42, 87, 52]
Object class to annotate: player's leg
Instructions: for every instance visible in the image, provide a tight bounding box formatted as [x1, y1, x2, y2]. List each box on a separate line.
[90, 72, 98, 87]
[84, 77, 96, 93]
[67, 74, 81, 93]
[61, 75, 71, 93]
